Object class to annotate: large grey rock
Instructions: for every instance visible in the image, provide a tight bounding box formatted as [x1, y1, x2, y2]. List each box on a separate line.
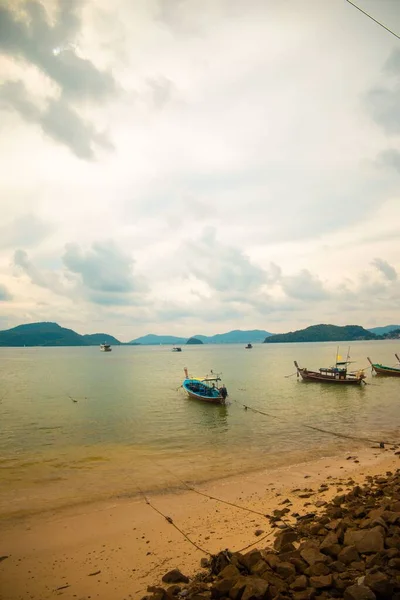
[344, 584, 376, 600]
[162, 569, 189, 584]
[241, 578, 269, 600]
[344, 527, 385, 554]
[300, 547, 328, 566]
[309, 574, 333, 589]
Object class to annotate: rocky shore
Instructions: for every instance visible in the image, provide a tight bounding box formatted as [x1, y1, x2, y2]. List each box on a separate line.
[144, 468, 400, 600]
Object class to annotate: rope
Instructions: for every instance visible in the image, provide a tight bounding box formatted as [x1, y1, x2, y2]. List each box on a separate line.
[345, 0, 400, 41]
[239, 402, 398, 446]
[137, 486, 213, 556]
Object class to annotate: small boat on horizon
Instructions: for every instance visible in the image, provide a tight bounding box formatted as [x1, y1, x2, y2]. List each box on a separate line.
[182, 368, 228, 404]
[367, 354, 400, 377]
[294, 347, 366, 385]
[100, 343, 112, 352]
[172, 347, 182, 352]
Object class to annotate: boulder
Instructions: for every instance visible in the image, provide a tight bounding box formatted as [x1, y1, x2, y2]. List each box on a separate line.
[241, 578, 269, 600]
[309, 574, 333, 589]
[343, 584, 376, 600]
[344, 527, 385, 554]
[162, 569, 189, 584]
[338, 546, 361, 565]
[300, 548, 328, 566]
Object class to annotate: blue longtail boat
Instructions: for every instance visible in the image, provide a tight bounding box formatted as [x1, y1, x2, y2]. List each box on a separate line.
[182, 368, 228, 404]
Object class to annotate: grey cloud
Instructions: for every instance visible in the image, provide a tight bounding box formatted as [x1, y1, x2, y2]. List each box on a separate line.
[0, 214, 53, 249]
[147, 77, 175, 110]
[63, 241, 148, 298]
[366, 49, 400, 134]
[378, 149, 400, 172]
[0, 1, 116, 101]
[13, 249, 65, 293]
[281, 270, 328, 301]
[372, 258, 398, 281]
[0, 81, 113, 159]
[183, 227, 266, 293]
[0, 284, 13, 301]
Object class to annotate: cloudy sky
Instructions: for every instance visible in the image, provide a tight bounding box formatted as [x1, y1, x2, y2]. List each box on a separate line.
[0, 0, 399, 340]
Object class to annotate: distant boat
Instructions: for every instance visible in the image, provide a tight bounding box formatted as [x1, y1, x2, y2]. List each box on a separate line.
[172, 347, 182, 352]
[182, 368, 228, 404]
[100, 343, 112, 352]
[294, 347, 366, 385]
[245, 343, 253, 349]
[367, 354, 400, 377]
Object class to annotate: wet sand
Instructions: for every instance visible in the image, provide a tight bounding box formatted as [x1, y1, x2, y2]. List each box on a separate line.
[0, 445, 398, 600]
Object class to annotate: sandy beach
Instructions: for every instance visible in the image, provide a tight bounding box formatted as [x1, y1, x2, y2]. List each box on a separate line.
[1, 443, 399, 600]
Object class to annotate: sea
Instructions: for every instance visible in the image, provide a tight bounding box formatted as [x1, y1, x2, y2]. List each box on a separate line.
[1, 340, 400, 520]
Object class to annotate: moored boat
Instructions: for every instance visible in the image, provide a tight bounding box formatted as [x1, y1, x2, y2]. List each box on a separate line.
[367, 354, 400, 377]
[294, 348, 365, 385]
[100, 343, 112, 352]
[182, 368, 228, 404]
[245, 343, 253, 349]
[172, 347, 182, 352]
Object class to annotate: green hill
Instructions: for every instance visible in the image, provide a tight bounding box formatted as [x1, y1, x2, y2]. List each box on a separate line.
[264, 324, 376, 344]
[0, 322, 122, 347]
[368, 325, 400, 336]
[186, 337, 203, 345]
[130, 334, 188, 345]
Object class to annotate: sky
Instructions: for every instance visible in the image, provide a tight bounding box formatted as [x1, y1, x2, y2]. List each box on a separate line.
[0, 0, 399, 341]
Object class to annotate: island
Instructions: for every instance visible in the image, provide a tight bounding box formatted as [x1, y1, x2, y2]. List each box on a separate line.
[264, 324, 376, 344]
[186, 337, 203, 345]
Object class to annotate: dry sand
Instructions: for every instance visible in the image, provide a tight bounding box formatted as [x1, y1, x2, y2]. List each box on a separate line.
[1, 445, 399, 600]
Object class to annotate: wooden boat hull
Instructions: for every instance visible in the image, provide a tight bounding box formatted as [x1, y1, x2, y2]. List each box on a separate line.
[371, 364, 400, 377]
[182, 379, 224, 404]
[297, 369, 364, 385]
[294, 362, 365, 385]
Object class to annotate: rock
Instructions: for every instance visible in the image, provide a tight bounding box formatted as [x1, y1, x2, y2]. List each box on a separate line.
[274, 529, 298, 552]
[344, 527, 385, 554]
[315, 501, 327, 508]
[307, 563, 331, 577]
[211, 578, 235, 598]
[200, 558, 210, 569]
[290, 575, 308, 591]
[218, 565, 240, 580]
[241, 578, 269, 600]
[276, 561, 296, 579]
[292, 590, 317, 600]
[254, 529, 264, 537]
[343, 584, 377, 600]
[166, 585, 181, 596]
[309, 574, 333, 589]
[338, 546, 361, 565]
[162, 569, 189, 584]
[228, 577, 248, 600]
[364, 571, 394, 597]
[300, 548, 328, 566]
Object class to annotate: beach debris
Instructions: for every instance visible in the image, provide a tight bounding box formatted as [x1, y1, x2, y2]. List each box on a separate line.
[254, 529, 264, 537]
[88, 570, 101, 576]
[0, 556, 9, 562]
[143, 468, 400, 600]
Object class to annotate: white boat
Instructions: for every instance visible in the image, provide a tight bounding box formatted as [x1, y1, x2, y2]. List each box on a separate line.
[100, 343, 112, 352]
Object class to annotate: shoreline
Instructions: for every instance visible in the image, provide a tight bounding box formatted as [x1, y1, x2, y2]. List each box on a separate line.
[1, 443, 399, 599]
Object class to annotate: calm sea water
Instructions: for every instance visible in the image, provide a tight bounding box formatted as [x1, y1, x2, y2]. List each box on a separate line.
[1, 341, 400, 519]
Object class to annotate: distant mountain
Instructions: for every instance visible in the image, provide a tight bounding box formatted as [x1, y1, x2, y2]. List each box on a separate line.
[130, 329, 273, 345]
[368, 325, 400, 336]
[0, 322, 123, 347]
[129, 334, 188, 345]
[194, 329, 272, 344]
[264, 324, 376, 344]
